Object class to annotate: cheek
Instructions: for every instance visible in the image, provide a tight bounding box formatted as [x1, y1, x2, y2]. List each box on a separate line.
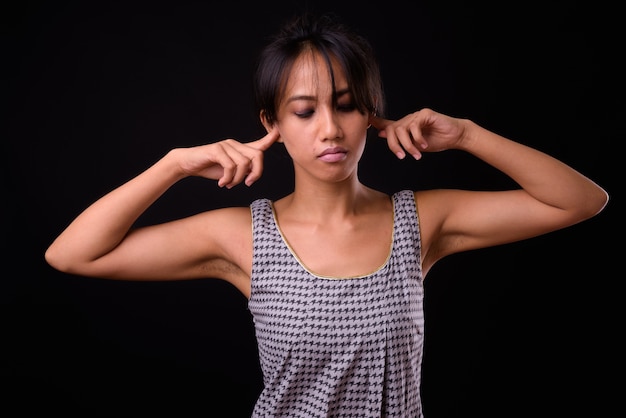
[343, 113, 370, 137]
[274, 123, 305, 155]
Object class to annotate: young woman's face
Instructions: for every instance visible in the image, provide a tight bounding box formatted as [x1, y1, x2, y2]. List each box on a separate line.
[272, 50, 370, 183]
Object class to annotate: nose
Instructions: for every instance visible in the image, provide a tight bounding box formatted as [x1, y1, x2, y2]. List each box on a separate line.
[318, 106, 342, 141]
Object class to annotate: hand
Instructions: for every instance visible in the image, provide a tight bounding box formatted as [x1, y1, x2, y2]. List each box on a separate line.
[177, 127, 280, 188]
[370, 108, 467, 160]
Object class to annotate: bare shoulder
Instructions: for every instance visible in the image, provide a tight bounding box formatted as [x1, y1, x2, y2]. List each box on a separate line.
[189, 205, 254, 296]
[413, 189, 471, 275]
[413, 189, 455, 231]
[194, 205, 254, 258]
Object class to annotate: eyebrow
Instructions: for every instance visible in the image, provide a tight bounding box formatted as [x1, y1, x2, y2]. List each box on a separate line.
[285, 88, 351, 104]
[285, 94, 315, 104]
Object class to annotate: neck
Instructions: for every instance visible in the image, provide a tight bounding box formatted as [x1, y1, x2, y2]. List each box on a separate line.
[276, 174, 380, 223]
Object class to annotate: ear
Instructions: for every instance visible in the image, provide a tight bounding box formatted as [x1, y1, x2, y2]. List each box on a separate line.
[367, 111, 376, 129]
[260, 110, 283, 142]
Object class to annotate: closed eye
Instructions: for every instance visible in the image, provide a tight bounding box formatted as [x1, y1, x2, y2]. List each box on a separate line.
[337, 103, 356, 112]
[293, 102, 356, 118]
[295, 110, 314, 118]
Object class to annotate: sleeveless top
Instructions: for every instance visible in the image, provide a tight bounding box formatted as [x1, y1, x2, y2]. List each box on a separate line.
[248, 190, 424, 417]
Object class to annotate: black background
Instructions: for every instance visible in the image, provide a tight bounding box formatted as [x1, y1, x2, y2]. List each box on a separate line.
[4, 1, 623, 417]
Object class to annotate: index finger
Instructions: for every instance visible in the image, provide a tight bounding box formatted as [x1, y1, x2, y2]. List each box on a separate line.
[369, 115, 394, 137]
[249, 127, 280, 151]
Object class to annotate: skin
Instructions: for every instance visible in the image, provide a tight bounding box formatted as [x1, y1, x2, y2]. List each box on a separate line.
[45, 50, 609, 299]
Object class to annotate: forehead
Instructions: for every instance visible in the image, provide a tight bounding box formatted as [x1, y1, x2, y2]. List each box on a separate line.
[283, 50, 347, 97]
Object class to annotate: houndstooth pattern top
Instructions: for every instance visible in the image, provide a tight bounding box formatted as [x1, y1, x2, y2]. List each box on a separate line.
[248, 189, 424, 417]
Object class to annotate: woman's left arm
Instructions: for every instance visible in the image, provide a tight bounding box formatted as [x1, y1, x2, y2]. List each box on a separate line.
[371, 108, 609, 257]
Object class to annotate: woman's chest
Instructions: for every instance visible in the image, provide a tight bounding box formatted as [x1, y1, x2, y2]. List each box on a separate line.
[281, 220, 393, 278]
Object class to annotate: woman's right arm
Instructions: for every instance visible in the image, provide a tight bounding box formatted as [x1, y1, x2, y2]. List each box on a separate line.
[45, 129, 280, 282]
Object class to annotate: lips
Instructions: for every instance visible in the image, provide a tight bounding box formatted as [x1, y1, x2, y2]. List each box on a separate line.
[318, 147, 347, 162]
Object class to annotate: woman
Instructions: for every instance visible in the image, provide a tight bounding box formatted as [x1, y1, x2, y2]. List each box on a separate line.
[45, 12, 608, 417]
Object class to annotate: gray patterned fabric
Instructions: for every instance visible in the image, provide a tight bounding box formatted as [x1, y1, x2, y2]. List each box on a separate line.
[249, 190, 424, 417]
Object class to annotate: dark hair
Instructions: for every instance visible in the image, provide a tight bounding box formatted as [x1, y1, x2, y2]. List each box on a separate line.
[254, 13, 385, 125]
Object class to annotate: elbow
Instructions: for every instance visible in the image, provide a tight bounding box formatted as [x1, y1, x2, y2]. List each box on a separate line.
[44, 244, 66, 272]
[578, 185, 610, 221]
[44, 244, 78, 274]
[589, 186, 610, 217]
[45, 243, 113, 278]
